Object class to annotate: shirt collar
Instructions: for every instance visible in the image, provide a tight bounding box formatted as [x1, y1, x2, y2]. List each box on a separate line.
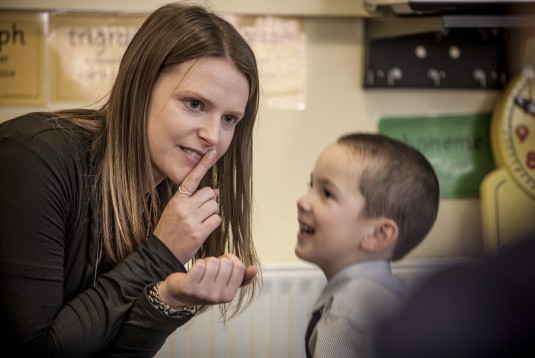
[312, 260, 392, 311]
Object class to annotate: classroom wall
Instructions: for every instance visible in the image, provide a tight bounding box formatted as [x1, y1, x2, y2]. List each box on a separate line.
[252, 16, 500, 262]
[0, 0, 505, 264]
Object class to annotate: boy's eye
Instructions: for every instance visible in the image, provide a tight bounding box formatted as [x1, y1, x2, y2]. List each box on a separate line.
[323, 188, 332, 198]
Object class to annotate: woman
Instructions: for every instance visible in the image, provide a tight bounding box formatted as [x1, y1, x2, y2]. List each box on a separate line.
[0, 2, 261, 357]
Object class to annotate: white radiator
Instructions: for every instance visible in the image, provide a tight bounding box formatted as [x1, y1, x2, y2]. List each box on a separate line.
[155, 258, 467, 358]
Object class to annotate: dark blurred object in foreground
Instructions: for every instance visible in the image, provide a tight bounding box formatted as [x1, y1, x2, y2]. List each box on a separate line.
[375, 236, 535, 358]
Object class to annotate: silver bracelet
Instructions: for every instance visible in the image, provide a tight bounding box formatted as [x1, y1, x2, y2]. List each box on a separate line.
[148, 281, 198, 318]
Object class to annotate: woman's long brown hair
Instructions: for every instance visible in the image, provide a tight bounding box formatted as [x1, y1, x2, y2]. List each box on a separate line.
[51, 1, 261, 319]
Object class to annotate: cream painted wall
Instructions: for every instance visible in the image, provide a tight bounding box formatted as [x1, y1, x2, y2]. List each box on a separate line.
[252, 16, 500, 263]
[0, 1, 502, 264]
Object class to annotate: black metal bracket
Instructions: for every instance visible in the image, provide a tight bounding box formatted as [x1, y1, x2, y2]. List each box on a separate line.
[363, 17, 510, 89]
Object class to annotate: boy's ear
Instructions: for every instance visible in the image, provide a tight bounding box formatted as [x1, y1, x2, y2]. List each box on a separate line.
[361, 218, 398, 253]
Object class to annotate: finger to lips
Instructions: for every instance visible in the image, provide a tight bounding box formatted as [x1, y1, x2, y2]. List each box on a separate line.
[180, 149, 217, 195]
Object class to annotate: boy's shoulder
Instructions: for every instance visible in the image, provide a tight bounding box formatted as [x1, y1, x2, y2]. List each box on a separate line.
[326, 275, 407, 325]
[325, 261, 407, 316]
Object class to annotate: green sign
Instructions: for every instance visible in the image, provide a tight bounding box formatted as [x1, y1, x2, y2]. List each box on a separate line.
[378, 113, 496, 199]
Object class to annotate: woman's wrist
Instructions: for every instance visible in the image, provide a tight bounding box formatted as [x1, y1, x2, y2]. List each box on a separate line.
[148, 281, 198, 317]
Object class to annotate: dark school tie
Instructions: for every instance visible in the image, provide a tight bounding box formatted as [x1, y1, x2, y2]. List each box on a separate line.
[305, 308, 322, 358]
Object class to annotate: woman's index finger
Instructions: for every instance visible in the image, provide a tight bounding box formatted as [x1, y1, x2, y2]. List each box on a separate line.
[181, 149, 217, 191]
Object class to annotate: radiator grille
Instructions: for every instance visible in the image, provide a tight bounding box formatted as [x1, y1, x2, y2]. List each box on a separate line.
[155, 258, 465, 358]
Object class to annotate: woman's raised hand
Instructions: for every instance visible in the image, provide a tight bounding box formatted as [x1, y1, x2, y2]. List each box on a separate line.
[154, 149, 221, 264]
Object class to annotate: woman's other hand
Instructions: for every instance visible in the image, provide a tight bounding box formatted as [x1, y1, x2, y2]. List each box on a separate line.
[159, 254, 258, 308]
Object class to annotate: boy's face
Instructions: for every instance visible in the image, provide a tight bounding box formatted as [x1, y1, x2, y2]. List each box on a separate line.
[295, 143, 378, 279]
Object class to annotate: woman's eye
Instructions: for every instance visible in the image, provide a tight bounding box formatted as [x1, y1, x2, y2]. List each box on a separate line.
[187, 99, 202, 111]
[222, 115, 238, 125]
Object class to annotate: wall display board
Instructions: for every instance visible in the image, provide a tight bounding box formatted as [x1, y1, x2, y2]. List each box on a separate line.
[1, 8, 307, 108]
[0, 11, 45, 104]
[379, 113, 496, 199]
[48, 13, 145, 103]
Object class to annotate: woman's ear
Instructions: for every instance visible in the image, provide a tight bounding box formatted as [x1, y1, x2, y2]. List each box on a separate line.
[361, 218, 398, 253]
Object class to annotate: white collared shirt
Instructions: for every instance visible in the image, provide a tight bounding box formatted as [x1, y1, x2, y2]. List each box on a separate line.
[307, 260, 408, 358]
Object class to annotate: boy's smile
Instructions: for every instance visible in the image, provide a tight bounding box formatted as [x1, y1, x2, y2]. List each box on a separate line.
[295, 143, 376, 279]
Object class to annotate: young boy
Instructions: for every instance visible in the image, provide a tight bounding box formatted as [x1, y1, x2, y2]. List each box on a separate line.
[296, 133, 439, 358]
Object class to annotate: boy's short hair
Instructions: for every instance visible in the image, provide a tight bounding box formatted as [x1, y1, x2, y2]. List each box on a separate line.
[337, 133, 439, 261]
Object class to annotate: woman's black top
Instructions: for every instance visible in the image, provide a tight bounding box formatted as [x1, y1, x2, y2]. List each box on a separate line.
[0, 113, 190, 357]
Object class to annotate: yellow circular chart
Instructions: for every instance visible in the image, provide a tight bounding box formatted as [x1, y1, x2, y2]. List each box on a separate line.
[492, 69, 535, 197]
[481, 66, 535, 252]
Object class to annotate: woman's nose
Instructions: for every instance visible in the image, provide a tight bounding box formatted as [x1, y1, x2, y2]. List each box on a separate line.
[199, 116, 220, 145]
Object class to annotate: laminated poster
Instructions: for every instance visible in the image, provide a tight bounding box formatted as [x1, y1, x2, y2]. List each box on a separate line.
[49, 13, 145, 103]
[225, 14, 307, 110]
[0, 11, 46, 105]
[379, 113, 496, 199]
